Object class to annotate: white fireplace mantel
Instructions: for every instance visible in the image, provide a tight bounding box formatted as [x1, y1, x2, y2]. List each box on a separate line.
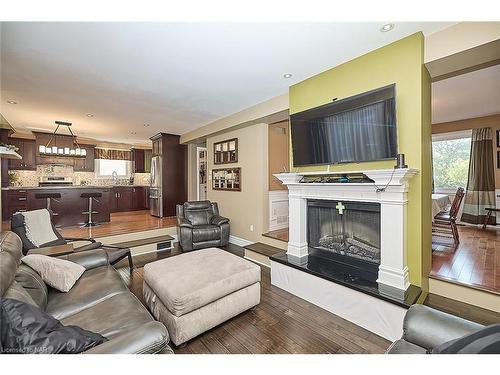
[273, 168, 419, 294]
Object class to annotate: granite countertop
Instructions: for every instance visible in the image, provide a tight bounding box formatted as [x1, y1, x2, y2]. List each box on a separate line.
[3, 185, 150, 190]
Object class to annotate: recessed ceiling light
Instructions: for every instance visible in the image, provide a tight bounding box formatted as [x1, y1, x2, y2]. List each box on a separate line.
[86, 113, 94, 117]
[283, 73, 292, 79]
[131, 131, 137, 135]
[7, 100, 17, 104]
[143, 124, 150, 127]
[380, 23, 394, 32]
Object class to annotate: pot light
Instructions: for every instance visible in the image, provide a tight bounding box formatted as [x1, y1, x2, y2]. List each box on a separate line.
[86, 113, 94, 117]
[7, 100, 17, 104]
[143, 124, 150, 127]
[380, 23, 394, 32]
[283, 73, 292, 79]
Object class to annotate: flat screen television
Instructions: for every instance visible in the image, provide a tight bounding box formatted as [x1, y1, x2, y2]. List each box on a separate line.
[291, 84, 397, 167]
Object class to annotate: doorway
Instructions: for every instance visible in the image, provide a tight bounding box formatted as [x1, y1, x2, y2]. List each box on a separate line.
[196, 146, 207, 201]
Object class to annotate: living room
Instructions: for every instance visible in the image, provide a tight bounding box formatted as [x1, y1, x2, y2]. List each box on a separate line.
[1, 1, 499, 372]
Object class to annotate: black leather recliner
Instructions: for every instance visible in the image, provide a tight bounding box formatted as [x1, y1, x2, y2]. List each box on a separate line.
[176, 200, 230, 251]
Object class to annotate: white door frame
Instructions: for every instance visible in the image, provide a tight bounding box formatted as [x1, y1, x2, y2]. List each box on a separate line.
[196, 146, 207, 201]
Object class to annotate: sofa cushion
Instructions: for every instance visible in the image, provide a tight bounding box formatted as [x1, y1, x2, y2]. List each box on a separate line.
[15, 264, 48, 309]
[0, 297, 107, 354]
[22, 254, 85, 293]
[46, 266, 127, 320]
[61, 292, 155, 340]
[184, 201, 213, 226]
[144, 248, 260, 317]
[3, 280, 38, 307]
[432, 324, 500, 354]
[0, 232, 23, 296]
[192, 225, 221, 243]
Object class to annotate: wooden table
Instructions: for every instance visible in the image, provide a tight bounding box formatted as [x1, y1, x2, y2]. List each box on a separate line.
[28, 243, 74, 257]
[432, 193, 451, 222]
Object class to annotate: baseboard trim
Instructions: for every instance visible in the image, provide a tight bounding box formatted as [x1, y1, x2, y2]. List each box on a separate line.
[229, 235, 253, 247]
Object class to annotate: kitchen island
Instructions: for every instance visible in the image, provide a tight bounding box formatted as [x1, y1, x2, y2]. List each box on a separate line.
[2, 185, 150, 227]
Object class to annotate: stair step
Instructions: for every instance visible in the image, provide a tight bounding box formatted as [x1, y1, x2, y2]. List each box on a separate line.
[111, 234, 174, 249]
[243, 242, 283, 257]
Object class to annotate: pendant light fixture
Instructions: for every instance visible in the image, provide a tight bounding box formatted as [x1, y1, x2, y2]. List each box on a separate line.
[38, 121, 86, 157]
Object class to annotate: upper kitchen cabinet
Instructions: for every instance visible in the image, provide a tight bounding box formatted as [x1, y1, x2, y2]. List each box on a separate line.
[73, 144, 95, 172]
[8, 138, 36, 170]
[144, 149, 152, 173]
[133, 149, 145, 173]
[34, 131, 76, 166]
[132, 148, 152, 173]
[151, 137, 162, 156]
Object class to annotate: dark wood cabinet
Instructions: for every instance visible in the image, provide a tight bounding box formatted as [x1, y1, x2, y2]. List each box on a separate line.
[2, 187, 111, 226]
[110, 186, 149, 212]
[149, 133, 187, 217]
[133, 149, 145, 173]
[8, 138, 36, 170]
[144, 150, 152, 173]
[73, 145, 95, 172]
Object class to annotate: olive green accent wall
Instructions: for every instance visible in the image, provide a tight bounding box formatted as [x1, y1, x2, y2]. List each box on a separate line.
[289, 33, 431, 288]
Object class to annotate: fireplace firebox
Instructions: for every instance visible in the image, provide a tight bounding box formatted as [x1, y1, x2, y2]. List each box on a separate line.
[307, 199, 381, 282]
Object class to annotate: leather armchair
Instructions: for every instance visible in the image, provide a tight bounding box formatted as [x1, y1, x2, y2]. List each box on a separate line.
[386, 304, 484, 354]
[176, 200, 230, 251]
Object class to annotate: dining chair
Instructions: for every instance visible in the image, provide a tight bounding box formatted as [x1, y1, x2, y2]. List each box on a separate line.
[432, 187, 465, 248]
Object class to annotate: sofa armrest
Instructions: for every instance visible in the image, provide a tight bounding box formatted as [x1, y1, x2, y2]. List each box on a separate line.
[178, 218, 193, 228]
[403, 304, 484, 350]
[58, 248, 109, 270]
[83, 321, 172, 354]
[211, 215, 229, 226]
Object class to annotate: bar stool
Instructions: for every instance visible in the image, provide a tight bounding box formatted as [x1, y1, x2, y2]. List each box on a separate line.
[34, 192, 61, 217]
[81, 192, 102, 227]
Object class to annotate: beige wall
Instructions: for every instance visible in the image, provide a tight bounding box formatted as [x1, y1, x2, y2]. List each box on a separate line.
[268, 121, 289, 191]
[433, 114, 500, 186]
[206, 123, 286, 249]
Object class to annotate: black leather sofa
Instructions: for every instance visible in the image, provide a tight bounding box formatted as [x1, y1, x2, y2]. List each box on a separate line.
[176, 200, 230, 251]
[386, 304, 484, 353]
[0, 231, 173, 354]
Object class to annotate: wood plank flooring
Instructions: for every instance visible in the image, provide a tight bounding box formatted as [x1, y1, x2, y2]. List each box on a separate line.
[58, 210, 177, 238]
[262, 228, 289, 242]
[116, 243, 391, 354]
[431, 225, 500, 294]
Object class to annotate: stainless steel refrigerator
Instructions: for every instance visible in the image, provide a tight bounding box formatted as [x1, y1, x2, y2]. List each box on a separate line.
[149, 156, 163, 217]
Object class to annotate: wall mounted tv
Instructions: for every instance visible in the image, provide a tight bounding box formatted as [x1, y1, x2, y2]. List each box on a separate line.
[291, 84, 397, 167]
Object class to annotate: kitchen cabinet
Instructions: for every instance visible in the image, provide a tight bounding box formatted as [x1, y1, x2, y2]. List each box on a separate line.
[133, 149, 145, 173]
[8, 138, 36, 170]
[110, 186, 149, 213]
[152, 137, 162, 157]
[2, 187, 111, 226]
[144, 149, 152, 173]
[73, 145, 95, 172]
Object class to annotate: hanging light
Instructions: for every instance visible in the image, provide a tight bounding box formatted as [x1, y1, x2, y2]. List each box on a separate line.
[38, 121, 85, 158]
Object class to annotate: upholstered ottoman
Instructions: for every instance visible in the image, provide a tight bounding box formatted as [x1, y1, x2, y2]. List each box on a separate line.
[143, 248, 261, 346]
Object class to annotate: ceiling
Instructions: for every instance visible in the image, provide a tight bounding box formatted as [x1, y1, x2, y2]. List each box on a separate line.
[1, 22, 453, 144]
[432, 64, 500, 124]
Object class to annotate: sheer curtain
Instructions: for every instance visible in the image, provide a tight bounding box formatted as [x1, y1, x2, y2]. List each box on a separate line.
[461, 127, 496, 225]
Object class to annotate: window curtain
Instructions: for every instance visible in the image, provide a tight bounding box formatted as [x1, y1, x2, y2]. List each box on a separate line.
[94, 148, 132, 161]
[461, 127, 495, 225]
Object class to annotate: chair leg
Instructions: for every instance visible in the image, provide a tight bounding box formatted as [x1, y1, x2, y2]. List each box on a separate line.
[483, 210, 492, 229]
[127, 252, 134, 274]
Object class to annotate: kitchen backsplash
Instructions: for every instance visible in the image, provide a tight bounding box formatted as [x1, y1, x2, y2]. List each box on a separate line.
[9, 165, 150, 187]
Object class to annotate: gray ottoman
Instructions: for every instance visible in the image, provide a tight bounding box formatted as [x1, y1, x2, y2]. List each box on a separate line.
[143, 248, 261, 346]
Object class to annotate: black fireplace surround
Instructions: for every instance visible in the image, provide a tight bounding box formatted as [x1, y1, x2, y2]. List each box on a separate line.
[307, 199, 381, 282]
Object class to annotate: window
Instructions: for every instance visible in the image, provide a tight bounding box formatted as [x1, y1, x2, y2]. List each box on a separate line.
[95, 159, 131, 178]
[432, 130, 471, 193]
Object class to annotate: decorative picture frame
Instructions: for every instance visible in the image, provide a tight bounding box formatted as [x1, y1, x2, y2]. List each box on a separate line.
[496, 130, 500, 148]
[497, 151, 500, 169]
[212, 167, 241, 191]
[214, 138, 238, 164]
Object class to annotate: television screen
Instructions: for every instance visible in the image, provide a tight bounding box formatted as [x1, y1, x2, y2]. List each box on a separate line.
[291, 85, 397, 167]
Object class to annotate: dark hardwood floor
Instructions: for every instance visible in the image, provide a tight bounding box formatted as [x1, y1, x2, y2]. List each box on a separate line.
[114, 242, 500, 354]
[115, 244, 391, 354]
